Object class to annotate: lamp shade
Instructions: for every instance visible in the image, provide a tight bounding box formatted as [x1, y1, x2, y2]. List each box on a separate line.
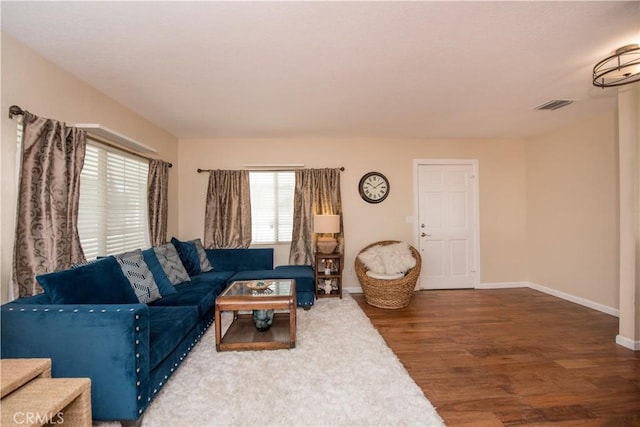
[313, 214, 340, 233]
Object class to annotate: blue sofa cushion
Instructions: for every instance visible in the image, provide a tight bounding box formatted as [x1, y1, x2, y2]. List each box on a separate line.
[10, 293, 52, 305]
[171, 237, 201, 276]
[149, 271, 233, 316]
[115, 249, 162, 303]
[153, 243, 191, 285]
[206, 248, 273, 272]
[171, 237, 213, 276]
[187, 270, 235, 289]
[141, 249, 177, 296]
[36, 257, 138, 305]
[273, 265, 315, 293]
[231, 267, 315, 293]
[148, 306, 199, 370]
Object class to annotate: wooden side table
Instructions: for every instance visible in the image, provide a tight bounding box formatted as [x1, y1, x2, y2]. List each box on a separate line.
[1, 358, 51, 398]
[1, 359, 92, 427]
[315, 252, 343, 298]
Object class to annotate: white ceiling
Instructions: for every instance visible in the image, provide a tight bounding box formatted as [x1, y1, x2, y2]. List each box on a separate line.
[2, 1, 639, 140]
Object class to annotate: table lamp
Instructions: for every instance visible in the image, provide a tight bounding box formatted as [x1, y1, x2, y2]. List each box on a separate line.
[314, 214, 340, 254]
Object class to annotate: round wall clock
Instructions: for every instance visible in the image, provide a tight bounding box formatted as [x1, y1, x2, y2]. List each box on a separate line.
[358, 171, 390, 204]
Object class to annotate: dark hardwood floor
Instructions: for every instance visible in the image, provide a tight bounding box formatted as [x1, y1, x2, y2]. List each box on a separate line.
[352, 288, 640, 426]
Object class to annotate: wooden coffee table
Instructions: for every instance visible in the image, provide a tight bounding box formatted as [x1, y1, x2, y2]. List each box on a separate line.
[215, 279, 296, 351]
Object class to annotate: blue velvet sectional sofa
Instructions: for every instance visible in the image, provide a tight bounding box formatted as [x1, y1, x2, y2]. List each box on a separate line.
[1, 240, 314, 425]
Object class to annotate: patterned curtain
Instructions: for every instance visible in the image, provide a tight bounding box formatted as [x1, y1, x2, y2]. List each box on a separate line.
[148, 159, 170, 246]
[12, 112, 87, 298]
[289, 168, 343, 265]
[203, 170, 252, 249]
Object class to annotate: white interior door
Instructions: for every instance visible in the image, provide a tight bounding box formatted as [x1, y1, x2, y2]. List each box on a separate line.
[416, 162, 479, 289]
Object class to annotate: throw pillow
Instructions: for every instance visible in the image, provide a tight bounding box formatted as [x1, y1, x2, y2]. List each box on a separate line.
[171, 237, 202, 276]
[379, 242, 416, 274]
[191, 238, 214, 273]
[36, 256, 139, 305]
[365, 270, 405, 280]
[141, 248, 177, 296]
[357, 245, 386, 274]
[153, 243, 191, 285]
[115, 249, 162, 304]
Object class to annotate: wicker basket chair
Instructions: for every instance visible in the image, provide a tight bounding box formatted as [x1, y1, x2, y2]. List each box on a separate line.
[355, 240, 422, 309]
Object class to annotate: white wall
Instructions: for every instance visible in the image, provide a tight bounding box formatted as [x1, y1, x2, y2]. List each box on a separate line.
[1, 33, 180, 303]
[525, 112, 619, 309]
[177, 137, 529, 289]
[617, 84, 640, 348]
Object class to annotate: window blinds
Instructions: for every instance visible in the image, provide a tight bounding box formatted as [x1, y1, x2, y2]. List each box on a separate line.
[78, 140, 150, 259]
[249, 171, 295, 244]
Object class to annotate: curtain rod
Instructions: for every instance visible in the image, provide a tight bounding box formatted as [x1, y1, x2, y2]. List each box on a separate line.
[8, 105, 24, 119]
[8, 104, 172, 168]
[197, 167, 345, 173]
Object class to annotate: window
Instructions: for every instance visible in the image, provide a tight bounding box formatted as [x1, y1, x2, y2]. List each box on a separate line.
[78, 140, 150, 259]
[249, 171, 295, 244]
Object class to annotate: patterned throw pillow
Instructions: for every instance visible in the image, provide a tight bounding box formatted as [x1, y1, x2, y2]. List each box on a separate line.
[115, 249, 162, 304]
[191, 239, 213, 273]
[141, 248, 178, 296]
[153, 243, 191, 285]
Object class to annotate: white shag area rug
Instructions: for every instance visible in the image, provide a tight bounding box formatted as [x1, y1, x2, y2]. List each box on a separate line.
[97, 294, 444, 427]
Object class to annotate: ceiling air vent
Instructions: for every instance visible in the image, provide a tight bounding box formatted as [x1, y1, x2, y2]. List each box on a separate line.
[534, 100, 573, 111]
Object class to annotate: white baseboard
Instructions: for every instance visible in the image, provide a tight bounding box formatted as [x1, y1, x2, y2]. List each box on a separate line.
[477, 281, 620, 317]
[343, 286, 363, 295]
[476, 282, 528, 289]
[616, 335, 640, 351]
[524, 281, 620, 317]
[352, 281, 619, 317]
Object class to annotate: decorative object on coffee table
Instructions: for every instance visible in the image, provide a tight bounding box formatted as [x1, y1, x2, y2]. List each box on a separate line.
[246, 282, 276, 331]
[246, 280, 270, 291]
[314, 214, 341, 254]
[252, 309, 275, 331]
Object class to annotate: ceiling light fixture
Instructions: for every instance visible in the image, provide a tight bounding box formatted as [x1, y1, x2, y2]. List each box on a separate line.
[593, 44, 640, 88]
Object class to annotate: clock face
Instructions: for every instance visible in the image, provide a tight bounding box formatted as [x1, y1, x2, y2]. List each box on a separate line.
[359, 172, 390, 203]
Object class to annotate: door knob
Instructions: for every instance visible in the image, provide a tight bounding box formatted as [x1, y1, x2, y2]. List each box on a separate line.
[421, 232, 431, 237]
